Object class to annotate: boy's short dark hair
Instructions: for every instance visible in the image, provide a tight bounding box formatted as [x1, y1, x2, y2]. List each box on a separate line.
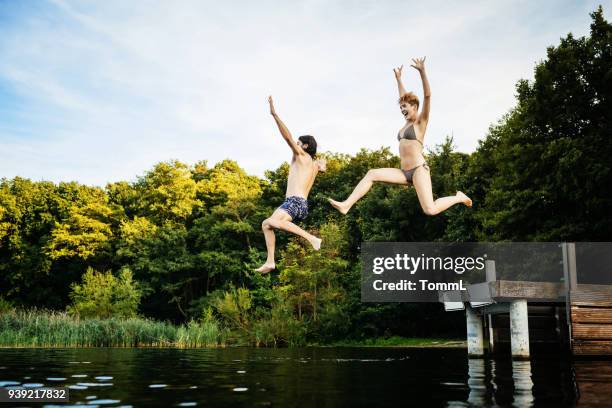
[298, 135, 317, 158]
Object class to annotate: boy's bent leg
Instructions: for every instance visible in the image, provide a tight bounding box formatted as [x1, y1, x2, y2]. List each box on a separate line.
[255, 223, 276, 273]
[267, 209, 322, 250]
[255, 210, 287, 273]
[276, 219, 321, 250]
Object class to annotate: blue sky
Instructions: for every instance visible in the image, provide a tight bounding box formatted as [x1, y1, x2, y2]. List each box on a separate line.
[0, 0, 608, 186]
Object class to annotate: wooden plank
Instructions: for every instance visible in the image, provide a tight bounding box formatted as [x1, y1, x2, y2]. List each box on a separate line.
[569, 285, 612, 355]
[572, 324, 612, 340]
[491, 280, 565, 301]
[573, 340, 612, 355]
[575, 284, 612, 295]
[571, 307, 612, 324]
[572, 300, 612, 307]
[571, 297, 612, 307]
[570, 284, 612, 307]
[571, 284, 612, 306]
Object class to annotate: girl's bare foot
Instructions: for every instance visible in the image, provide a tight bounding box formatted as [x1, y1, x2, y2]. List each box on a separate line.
[328, 198, 349, 215]
[310, 237, 322, 251]
[456, 191, 472, 207]
[255, 263, 275, 273]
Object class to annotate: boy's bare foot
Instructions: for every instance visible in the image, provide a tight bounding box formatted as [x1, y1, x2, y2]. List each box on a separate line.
[255, 263, 275, 273]
[456, 191, 472, 207]
[328, 198, 349, 215]
[310, 237, 322, 251]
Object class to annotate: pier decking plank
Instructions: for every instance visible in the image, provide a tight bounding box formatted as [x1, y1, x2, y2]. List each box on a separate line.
[570, 284, 612, 355]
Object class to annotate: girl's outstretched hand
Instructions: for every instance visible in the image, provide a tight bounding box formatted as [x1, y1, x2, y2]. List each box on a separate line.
[268, 96, 277, 116]
[393, 65, 403, 79]
[410, 57, 426, 73]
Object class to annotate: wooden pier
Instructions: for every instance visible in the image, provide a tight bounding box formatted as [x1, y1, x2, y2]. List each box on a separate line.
[441, 243, 612, 358]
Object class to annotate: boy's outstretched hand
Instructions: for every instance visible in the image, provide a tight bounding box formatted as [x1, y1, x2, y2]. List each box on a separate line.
[268, 96, 277, 116]
[316, 158, 327, 172]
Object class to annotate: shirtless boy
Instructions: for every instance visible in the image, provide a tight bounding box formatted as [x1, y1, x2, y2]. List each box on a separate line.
[255, 96, 326, 274]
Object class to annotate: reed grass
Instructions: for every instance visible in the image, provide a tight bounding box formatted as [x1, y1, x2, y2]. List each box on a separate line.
[0, 309, 226, 348]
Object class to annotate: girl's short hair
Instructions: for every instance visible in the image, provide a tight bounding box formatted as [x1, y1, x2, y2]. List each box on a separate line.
[398, 92, 420, 109]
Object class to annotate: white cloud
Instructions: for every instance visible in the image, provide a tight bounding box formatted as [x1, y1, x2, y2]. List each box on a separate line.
[0, 0, 606, 185]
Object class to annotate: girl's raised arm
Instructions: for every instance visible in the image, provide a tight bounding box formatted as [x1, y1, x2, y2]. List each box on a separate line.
[410, 57, 431, 123]
[393, 65, 407, 97]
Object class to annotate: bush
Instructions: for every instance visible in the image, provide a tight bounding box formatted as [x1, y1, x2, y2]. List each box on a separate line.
[67, 267, 142, 318]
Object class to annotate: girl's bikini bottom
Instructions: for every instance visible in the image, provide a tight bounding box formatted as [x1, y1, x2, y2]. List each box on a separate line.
[402, 162, 429, 184]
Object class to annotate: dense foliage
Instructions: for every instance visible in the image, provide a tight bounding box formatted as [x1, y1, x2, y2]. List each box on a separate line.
[0, 8, 610, 345]
[67, 267, 141, 319]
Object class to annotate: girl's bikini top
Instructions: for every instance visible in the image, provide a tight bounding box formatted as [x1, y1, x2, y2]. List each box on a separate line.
[397, 123, 423, 146]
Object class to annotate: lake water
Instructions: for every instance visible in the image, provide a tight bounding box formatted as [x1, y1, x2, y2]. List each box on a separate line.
[0, 347, 609, 407]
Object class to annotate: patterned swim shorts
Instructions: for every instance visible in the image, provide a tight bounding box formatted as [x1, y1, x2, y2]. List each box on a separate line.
[278, 196, 309, 222]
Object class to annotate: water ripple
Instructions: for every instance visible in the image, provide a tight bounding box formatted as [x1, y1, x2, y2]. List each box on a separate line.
[23, 383, 44, 387]
[77, 382, 113, 387]
[89, 399, 121, 404]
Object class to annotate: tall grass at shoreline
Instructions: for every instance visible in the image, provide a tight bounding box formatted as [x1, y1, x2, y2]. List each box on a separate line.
[0, 309, 226, 348]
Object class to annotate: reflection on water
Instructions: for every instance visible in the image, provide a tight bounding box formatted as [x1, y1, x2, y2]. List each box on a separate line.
[512, 361, 534, 407]
[0, 347, 603, 407]
[449, 359, 536, 407]
[466, 359, 490, 406]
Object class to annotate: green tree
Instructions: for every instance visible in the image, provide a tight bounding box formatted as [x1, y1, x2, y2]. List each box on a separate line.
[46, 200, 123, 262]
[116, 217, 195, 319]
[472, 7, 612, 240]
[279, 222, 351, 339]
[136, 160, 200, 223]
[67, 267, 141, 318]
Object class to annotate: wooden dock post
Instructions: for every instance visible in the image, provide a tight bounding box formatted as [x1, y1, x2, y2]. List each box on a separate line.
[466, 305, 485, 358]
[486, 260, 496, 353]
[510, 299, 530, 359]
